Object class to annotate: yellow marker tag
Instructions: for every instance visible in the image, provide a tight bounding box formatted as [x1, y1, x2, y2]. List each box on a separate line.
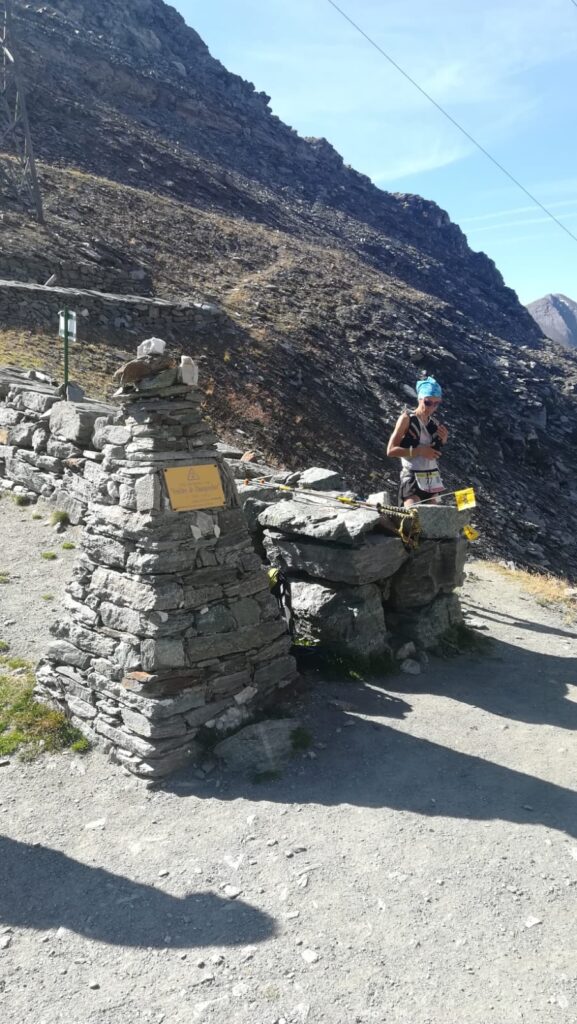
[455, 487, 476, 511]
[463, 524, 479, 541]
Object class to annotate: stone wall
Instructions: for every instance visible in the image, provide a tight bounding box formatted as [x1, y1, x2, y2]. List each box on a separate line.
[0, 252, 152, 296]
[0, 369, 115, 522]
[0, 280, 222, 339]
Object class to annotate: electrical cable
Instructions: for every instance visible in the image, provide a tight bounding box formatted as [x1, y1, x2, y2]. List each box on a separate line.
[325, 0, 577, 246]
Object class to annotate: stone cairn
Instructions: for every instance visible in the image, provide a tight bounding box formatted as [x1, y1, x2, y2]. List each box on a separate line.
[35, 354, 297, 778]
[240, 471, 468, 666]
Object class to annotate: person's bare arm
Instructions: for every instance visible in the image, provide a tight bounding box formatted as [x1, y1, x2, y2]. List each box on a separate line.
[387, 412, 441, 461]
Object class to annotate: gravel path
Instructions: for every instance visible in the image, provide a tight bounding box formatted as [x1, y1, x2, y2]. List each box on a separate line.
[1, 500, 576, 1024]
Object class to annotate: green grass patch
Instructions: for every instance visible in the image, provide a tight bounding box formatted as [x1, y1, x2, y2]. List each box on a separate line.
[11, 494, 30, 507]
[61, 541, 76, 551]
[70, 737, 90, 754]
[31, 512, 43, 520]
[2, 656, 28, 671]
[0, 641, 10, 653]
[41, 593, 54, 601]
[51, 510, 70, 527]
[0, 656, 89, 759]
[41, 551, 57, 561]
[0, 571, 10, 584]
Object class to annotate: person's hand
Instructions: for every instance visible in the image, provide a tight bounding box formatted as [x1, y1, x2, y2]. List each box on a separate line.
[417, 445, 441, 460]
[437, 424, 449, 444]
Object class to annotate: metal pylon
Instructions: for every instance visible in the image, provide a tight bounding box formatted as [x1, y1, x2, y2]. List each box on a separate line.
[0, 0, 44, 222]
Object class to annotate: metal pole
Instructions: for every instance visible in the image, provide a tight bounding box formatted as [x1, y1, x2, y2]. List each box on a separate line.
[63, 306, 69, 397]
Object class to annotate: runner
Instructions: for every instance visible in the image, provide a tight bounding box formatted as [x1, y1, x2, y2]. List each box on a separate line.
[387, 376, 449, 506]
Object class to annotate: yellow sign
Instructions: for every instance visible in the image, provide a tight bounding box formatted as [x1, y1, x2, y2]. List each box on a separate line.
[455, 487, 476, 511]
[164, 464, 225, 512]
[463, 524, 480, 541]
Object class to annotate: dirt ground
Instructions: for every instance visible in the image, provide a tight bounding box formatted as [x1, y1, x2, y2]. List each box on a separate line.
[1, 499, 577, 1024]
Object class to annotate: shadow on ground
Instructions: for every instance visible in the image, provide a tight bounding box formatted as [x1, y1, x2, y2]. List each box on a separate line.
[162, 631, 577, 841]
[0, 836, 276, 947]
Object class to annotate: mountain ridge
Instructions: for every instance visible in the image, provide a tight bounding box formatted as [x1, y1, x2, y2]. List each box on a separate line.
[2, 0, 577, 578]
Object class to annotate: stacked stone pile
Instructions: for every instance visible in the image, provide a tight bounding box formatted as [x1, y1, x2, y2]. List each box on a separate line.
[34, 356, 297, 778]
[256, 497, 468, 660]
[0, 369, 113, 515]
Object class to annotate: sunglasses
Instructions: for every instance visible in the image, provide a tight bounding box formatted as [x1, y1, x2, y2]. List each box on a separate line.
[424, 398, 442, 407]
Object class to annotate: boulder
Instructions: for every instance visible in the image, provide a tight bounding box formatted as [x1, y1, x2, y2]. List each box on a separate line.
[8, 422, 35, 448]
[387, 541, 441, 610]
[388, 539, 467, 610]
[386, 593, 463, 649]
[290, 579, 390, 657]
[298, 467, 344, 491]
[258, 499, 382, 546]
[366, 490, 393, 508]
[415, 504, 469, 539]
[437, 538, 467, 591]
[49, 402, 106, 446]
[264, 531, 408, 585]
[214, 719, 301, 774]
[227, 459, 276, 480]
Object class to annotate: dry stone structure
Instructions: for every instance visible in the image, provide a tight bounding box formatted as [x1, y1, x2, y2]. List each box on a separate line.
[254, 497, 467, 661]
[0, 279, 222, 339]
[1, 362, 472, 776]
[34, 359, 297, 777]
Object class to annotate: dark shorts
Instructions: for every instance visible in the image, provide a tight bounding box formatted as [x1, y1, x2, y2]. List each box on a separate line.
[398, 470, 439, 505]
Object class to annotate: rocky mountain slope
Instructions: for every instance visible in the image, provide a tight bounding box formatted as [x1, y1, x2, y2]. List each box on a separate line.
[527, 294, 577, 349]
[2, 0, 577, 578]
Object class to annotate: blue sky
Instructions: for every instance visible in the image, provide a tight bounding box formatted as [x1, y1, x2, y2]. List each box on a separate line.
[173, 0, 577, 304]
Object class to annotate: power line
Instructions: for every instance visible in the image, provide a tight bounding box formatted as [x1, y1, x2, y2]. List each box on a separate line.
[325, 0, 577, 246]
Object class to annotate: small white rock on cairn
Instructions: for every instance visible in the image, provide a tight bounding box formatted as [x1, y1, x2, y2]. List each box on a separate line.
[35, 340, 297, 777]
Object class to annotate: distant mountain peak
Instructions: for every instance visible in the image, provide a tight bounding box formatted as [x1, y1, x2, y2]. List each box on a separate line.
[526, 293, 577, 349]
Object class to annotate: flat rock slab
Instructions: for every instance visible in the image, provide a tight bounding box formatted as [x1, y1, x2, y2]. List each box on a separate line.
[49, 402, 107, 446]
[264, 531, 408, 585]
[213, 719, 301, 774]
[298, 467, 344, 491]
[258, 499, 382, 545]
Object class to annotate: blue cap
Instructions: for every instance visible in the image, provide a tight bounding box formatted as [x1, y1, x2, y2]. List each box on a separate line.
[416, 376, 442, 399]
